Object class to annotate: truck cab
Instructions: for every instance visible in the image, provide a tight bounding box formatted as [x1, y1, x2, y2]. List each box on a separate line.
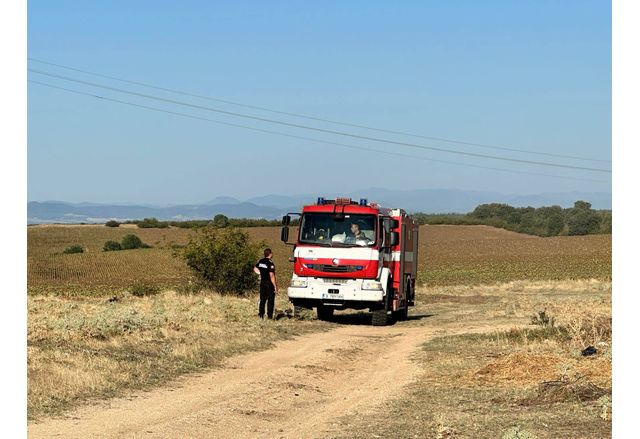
[281, 197, 418, 326]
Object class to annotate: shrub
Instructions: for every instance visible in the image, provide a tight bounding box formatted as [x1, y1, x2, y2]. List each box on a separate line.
[63, 245, 84, 254]
[105, 220, 120, 228]
[531, 310, 554, 327]
[122, 234, 152, 249]
[103, 240, 122, 252]
[137, 217, 169, 228]
[130, 282, 161, 297]
[181, 227, 265, 294]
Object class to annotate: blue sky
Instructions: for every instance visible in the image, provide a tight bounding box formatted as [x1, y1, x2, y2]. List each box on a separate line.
[28, 0, 611, 204]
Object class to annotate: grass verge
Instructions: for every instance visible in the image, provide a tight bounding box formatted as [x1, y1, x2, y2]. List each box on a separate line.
[28, 290, 328, 420]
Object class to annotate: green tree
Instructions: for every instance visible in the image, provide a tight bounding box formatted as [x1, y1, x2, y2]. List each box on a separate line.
[599, 211, 612, 234]
[105, 220, 120, 227]
[567, 201, 601, 235]
[546, 213, 565, 236]
[470, 203, 520, 224]
[181, 227, 264, 294]
[212, 214, 230, 228]
[573, 200, 592, 210]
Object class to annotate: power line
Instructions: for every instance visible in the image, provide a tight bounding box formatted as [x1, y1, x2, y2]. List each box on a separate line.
[28, 68, 612, 174]
[28, 57, 611, 164]
[28, 79, 609, 185]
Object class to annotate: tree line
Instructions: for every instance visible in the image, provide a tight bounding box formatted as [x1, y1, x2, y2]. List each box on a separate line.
[413, 201, 611, 237]
[104, 201, 610, 237]
[106, 214, 299, 229]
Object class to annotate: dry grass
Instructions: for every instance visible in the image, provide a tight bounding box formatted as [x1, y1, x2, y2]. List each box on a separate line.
[328, 279, 612, 439]
[27, 290, 328, 419]
[472, 352, 566, 385]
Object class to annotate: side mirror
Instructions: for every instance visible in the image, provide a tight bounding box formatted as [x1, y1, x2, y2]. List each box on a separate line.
[280, 226, 289, 243]
[282, 215, 291, 226]
[383, 218, 391, 233]
[389, 231, 399, 247]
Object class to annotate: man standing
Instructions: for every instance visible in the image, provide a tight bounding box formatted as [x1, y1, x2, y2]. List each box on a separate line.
[254, 248, 277, 319]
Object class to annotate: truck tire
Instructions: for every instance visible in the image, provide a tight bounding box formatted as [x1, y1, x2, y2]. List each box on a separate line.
[373, 279, 395, 326]
[316, 305, 334, 321]
[396, 301, 409, 321]
[371, 308, 390, 326]
[395, 279, 410, 321]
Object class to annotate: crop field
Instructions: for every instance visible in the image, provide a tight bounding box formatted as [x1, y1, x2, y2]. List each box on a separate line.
[421, 225, 612, 285]
[27, 224, 611, 295]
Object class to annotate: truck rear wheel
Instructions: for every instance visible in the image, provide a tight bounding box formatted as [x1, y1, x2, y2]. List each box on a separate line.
[316, 305, 334, 321]
[395, 279, 411, 322]
[395, 301, 409, 321]
[371, 309, 390, 326]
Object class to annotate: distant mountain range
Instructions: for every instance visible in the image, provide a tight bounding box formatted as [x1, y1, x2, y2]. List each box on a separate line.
[27, 189, 612, 224]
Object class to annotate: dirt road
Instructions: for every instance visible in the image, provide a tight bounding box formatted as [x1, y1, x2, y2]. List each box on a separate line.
[28, 316, 507, 439]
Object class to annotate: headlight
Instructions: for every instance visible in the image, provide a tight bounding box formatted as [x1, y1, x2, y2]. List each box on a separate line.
[362, 280, 383, 290]
[290, 278, 308, 288]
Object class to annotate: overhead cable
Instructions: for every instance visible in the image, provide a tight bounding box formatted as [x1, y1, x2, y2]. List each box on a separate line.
[28, 68, 613, 174]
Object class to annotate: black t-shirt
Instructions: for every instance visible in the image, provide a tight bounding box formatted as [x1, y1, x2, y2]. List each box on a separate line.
[255, 257, 275, 288]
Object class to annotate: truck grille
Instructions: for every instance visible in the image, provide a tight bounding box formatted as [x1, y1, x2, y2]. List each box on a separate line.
[317, 264, 359, 273]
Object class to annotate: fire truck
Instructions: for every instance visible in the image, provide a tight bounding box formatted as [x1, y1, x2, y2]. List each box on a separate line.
[280, 197, 419, 326]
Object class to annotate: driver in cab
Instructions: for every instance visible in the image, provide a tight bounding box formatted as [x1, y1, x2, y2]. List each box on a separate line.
[345, 222, 367, 244]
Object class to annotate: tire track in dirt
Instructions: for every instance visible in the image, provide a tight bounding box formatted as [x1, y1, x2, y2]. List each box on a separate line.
[28, 320, 513, 439]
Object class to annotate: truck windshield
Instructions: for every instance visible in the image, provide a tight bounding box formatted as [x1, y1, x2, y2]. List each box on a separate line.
[299, 213, 376, 247]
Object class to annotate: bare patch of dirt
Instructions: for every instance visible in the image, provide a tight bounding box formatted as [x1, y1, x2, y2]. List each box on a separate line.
[27, 324, 425, 438]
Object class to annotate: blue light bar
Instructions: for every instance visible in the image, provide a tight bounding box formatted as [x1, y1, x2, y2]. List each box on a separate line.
[317, 197, 325, 205]
[359, 198, 368, 206]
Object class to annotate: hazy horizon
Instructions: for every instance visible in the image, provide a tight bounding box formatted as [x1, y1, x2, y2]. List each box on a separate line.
[27, 187, 613, 207]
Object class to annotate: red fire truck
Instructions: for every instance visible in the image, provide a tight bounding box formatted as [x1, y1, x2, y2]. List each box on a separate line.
[280, 197, 419, 326]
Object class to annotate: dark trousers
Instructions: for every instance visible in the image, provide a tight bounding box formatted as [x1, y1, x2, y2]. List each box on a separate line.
[259, 286, 275, 319]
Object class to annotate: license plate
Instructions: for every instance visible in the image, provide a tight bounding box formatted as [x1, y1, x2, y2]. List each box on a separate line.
[322, 289, 343, 300]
